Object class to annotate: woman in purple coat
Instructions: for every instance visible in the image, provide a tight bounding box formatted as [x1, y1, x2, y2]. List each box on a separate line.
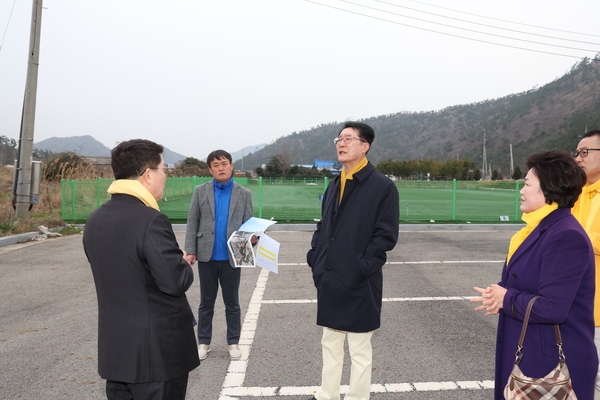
[472, 151, 597, 399]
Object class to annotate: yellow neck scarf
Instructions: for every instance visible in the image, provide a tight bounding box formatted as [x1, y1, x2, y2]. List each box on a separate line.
[339, 157, 368, 204]
[507, 203, 558, 263]
[107, 179, 160, 211]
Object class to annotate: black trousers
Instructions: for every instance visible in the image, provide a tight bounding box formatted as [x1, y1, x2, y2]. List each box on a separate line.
[106, 374, 189, 400]
[197, 260, 241, 345]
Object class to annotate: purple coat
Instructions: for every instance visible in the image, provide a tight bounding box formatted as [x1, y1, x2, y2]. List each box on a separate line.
[494, 207, 597, 399]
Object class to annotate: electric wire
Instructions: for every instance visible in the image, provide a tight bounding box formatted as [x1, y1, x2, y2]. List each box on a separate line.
[337, 0, 598, 52]
[0, 0, 19, 53]
[373, 0, 600, 46]
[406, 0, 600, 38]
[303, 0, 597, 59]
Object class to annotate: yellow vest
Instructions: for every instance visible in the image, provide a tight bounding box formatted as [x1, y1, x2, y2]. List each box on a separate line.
[572, 180, 600, 326]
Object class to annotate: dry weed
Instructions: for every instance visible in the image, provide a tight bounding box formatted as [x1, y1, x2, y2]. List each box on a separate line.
[0, 165, 70, 237]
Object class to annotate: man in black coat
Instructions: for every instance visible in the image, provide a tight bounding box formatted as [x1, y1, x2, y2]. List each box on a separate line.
[307, 122, 399, 400]
[83, 139, 200, 400]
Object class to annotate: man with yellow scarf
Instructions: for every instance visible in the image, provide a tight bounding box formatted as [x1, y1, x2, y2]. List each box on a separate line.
[83, 139, 199, 400]
[572, 129, 600, 400]
[307, 121, 399, 400]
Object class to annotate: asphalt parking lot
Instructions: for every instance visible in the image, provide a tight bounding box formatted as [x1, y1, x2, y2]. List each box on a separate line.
[0, 225, 520, 399]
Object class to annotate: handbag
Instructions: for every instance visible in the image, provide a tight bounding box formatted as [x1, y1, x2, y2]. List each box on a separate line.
[504, 295, 577, 400]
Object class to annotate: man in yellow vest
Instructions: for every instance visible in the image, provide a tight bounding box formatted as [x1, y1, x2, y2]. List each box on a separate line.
[572, 129, 600, 400]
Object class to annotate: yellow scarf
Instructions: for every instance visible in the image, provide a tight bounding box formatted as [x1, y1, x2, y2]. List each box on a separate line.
[507, 203, 558, 263]
[339, 157, 368, 204]
[107, 179, 160, 211]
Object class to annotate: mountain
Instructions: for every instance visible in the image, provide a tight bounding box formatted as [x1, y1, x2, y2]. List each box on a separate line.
[230, 143, 267, 162]
[230, 143, 267, 169]
[35, 135, 111, 157]
[161, 147, 187, 165]
[240, 57, 600, 175]
[33, 135, 187, 165]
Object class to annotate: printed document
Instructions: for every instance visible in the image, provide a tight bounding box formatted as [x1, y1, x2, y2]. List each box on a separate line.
[227, 218, 280, 273]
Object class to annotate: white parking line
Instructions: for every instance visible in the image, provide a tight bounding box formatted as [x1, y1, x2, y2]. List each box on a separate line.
[219, 263, 496, 399]
[221, 380, 495, 398]
[263, 296, 477, 304]
[279, 261, 504, 266]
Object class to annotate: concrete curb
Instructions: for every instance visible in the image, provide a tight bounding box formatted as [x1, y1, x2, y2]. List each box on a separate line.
[0, 226, 69, 249]
[0, 232, 45, 247]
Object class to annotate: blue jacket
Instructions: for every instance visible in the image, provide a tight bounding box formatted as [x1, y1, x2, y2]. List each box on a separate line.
[307, 162, 399, 332]
[184, 180, 253, 266]
[494, 207, 597, 399]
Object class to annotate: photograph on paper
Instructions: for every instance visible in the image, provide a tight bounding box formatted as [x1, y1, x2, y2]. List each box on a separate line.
[227, 231, 256, 267]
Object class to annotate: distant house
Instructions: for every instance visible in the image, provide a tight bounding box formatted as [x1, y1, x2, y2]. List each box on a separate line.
[314, 159, 341, 175]
[84, 156, 112, 177]
[290, 159, 341, 175]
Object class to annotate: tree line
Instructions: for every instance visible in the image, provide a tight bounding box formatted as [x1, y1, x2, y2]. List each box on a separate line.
[377, 158, 523, 181]
[25, 150, 523, 182]
[257, 153, 524, 181]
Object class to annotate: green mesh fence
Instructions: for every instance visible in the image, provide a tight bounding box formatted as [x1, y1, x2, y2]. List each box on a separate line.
[62, 177, 522, 223]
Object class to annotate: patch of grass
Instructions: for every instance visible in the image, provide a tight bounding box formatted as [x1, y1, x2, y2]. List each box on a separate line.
[59, 224, 84, 236]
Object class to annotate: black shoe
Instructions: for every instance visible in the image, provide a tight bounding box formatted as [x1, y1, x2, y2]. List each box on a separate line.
[308, 397, 317, 400]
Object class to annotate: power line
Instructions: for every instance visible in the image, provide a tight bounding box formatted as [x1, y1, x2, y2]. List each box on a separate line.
[0, 0, 19, 53]
[303, 0, 597, 59]
[373, 0, 600, 46]
[337, 0, 598, 52]
[406, 0, 600, 38]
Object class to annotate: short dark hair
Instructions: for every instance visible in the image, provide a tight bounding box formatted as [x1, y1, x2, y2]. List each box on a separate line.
[582, 129, 600, 140]
[526, 150, 586, 208]
[338, 121, 375, 154]
[207, 150, 232, 165]
[339, 121, 375, 147]
[111, 139, 163, 180]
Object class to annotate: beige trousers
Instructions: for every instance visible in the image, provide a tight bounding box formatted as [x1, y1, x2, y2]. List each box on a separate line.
[314, 327, 374, 400]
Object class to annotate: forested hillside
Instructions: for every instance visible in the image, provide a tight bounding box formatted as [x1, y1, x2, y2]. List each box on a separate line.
[238, 57, 600, 175]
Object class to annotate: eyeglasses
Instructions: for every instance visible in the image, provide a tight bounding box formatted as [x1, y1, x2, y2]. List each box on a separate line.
[572, 148, 600, 158]
[333, 136, 366, 145]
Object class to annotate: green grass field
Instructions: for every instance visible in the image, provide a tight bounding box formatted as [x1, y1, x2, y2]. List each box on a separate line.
[157, 182, 521, 224]
[61, 177, 522, 223]
[159, 182, 327, 223]
[398, 187, 519, 222]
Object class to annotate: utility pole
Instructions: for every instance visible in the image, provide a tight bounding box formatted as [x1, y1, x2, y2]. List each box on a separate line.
[482, 130, 488, 179]
[509, 143, 514, 177]
[13, 0, 43, 217]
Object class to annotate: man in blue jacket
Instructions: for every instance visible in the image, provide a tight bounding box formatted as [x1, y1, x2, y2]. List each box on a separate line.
[184, 150, 253, 361]
[307, 121, 399, 400]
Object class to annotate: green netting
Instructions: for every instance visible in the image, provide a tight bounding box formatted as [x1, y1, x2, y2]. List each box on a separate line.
[62, 177, 522, 223]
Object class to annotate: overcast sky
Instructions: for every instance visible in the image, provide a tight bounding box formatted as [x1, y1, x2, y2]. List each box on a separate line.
[1, 0, 598, 161]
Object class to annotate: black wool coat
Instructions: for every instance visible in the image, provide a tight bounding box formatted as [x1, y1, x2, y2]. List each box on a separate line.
[307, 162, 399, 332]
[83, 194, 200, 383]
